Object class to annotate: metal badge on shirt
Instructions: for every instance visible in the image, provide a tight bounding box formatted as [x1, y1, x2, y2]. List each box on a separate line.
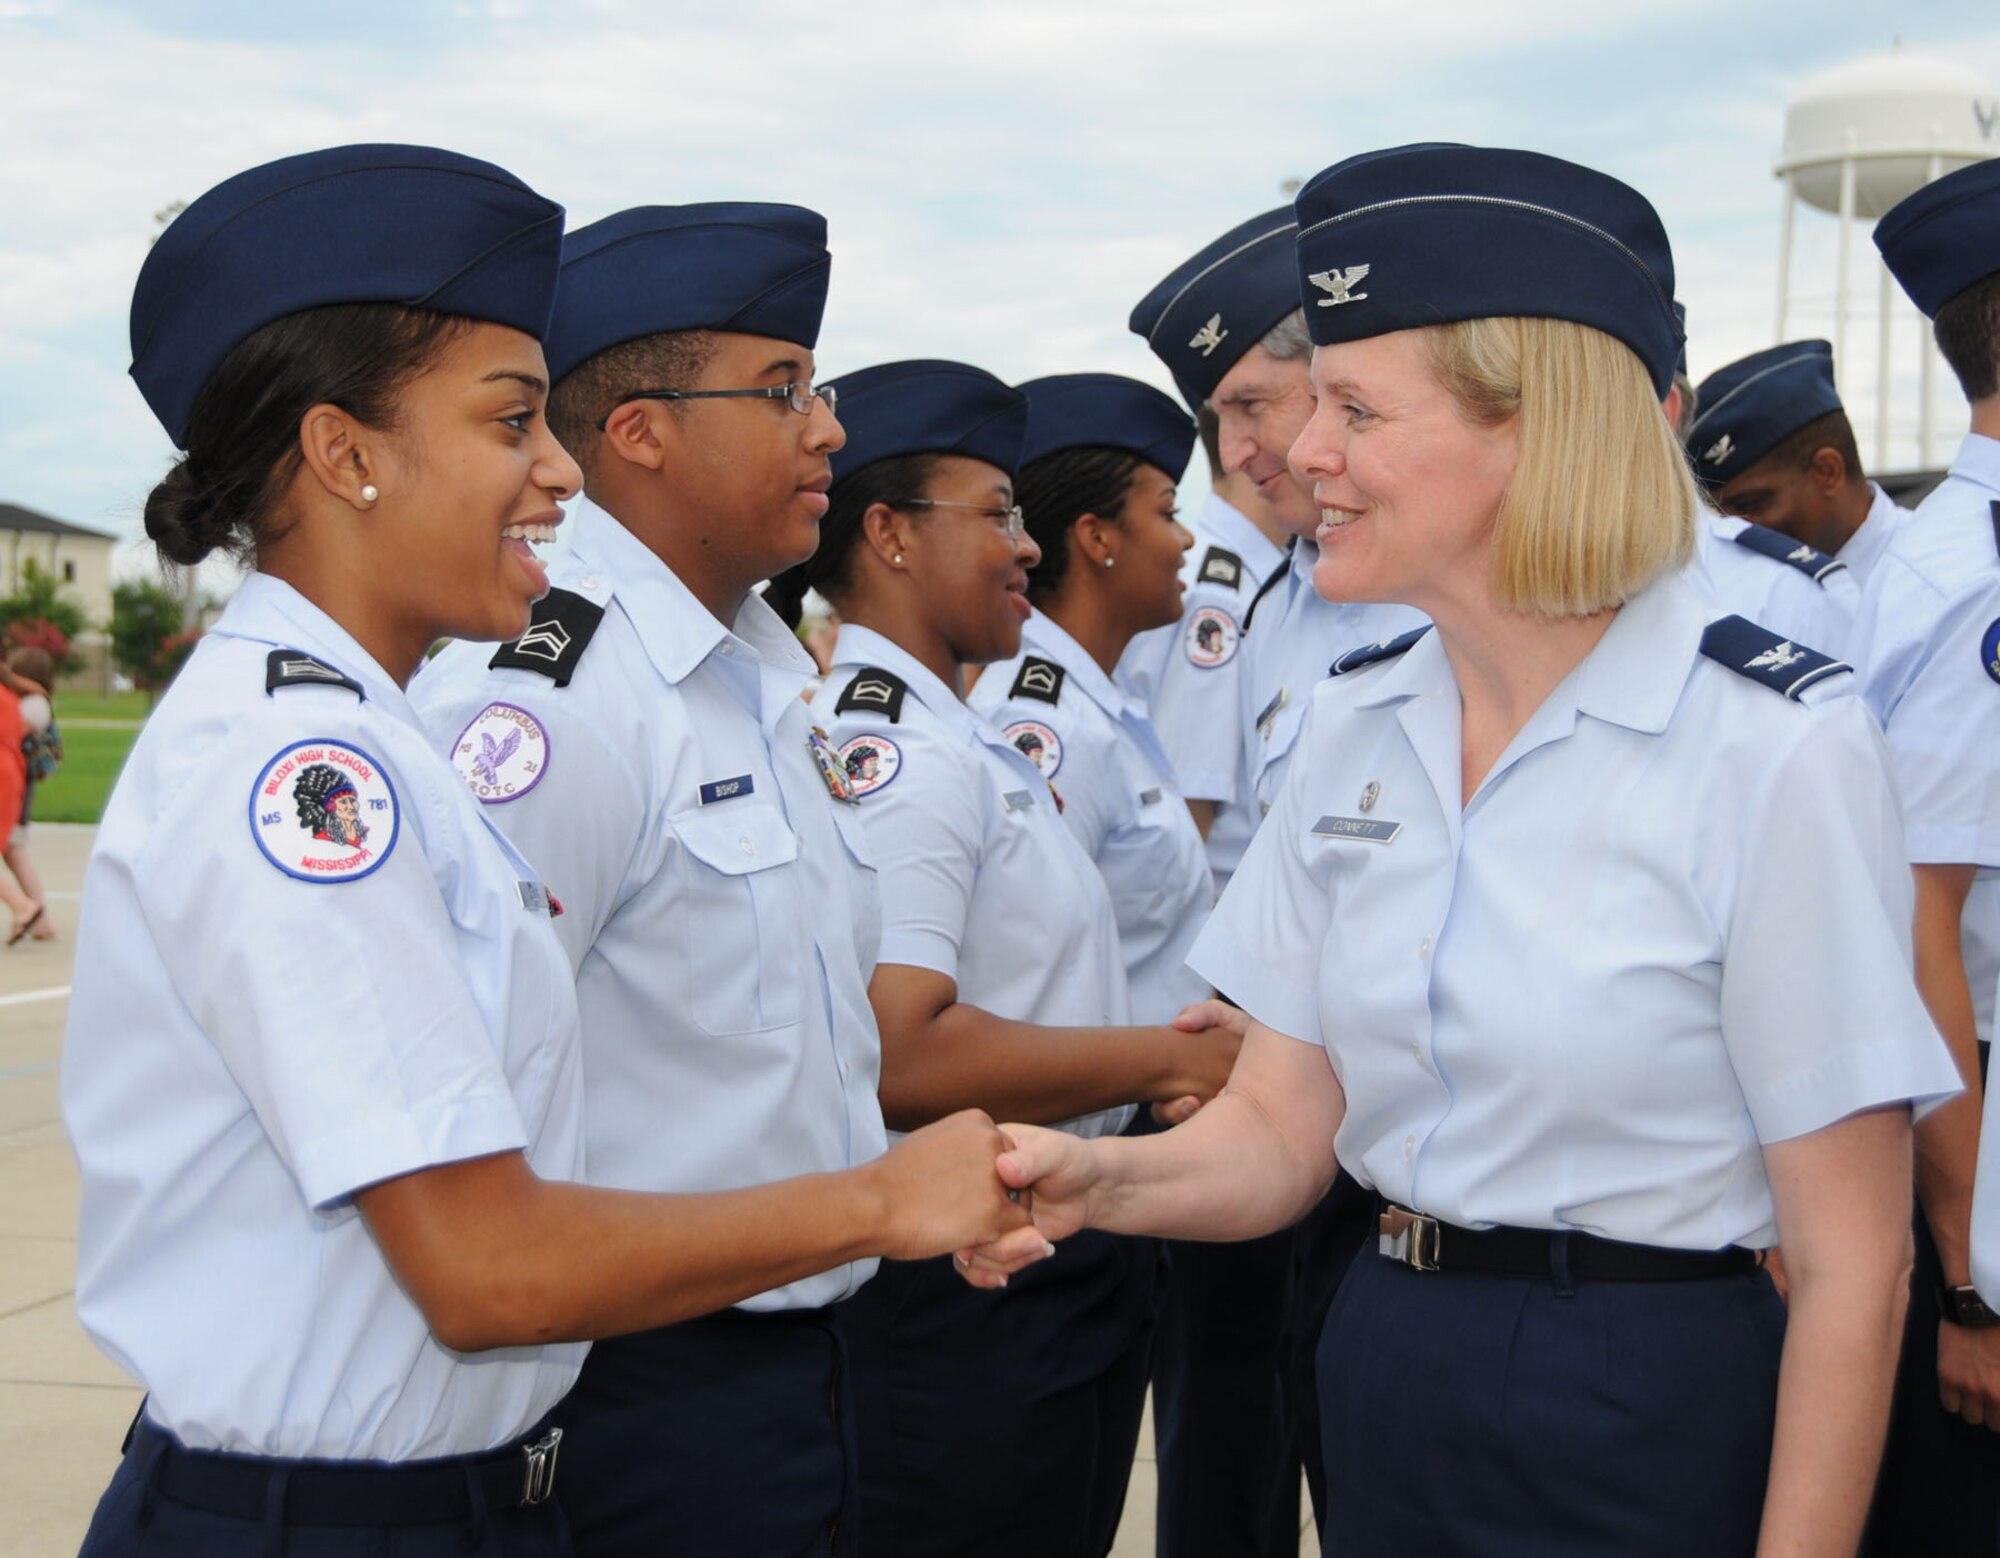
[1312, 814, 1402, 844]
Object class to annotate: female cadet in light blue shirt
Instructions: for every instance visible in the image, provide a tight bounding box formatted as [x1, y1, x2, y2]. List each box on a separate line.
[765, 359, 1241, 1558]
[959, 145, 1961, 1558]
[969, 373, 1213, 1027]
[63, 146, 1030, 1558]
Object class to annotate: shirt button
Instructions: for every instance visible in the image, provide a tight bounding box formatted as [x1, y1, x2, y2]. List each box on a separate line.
[1417, 937, 1432, 959]
[577, 573, 602, 592]
[739, 837, 755, 856]
[1403, 1135, 1417, 1159]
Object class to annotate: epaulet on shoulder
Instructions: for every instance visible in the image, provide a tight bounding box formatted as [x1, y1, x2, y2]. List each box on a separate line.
[1008, 656, 1065, 706]
[1698, 616, 1851, 701]
[1730, 522, 1847, 585]
[265, 649, 363, 699]
[1329, 625, 1432, 676]
[487, 588, 604, 688]
[833, 666, 909, 724]
[1196, 546, 1243, 590]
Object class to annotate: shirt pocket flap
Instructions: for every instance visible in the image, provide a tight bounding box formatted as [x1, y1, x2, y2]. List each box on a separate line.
[669, 801, 800, 875]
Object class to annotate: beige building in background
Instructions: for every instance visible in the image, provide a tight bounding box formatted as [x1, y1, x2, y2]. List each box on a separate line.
[1, 501, 120, 686]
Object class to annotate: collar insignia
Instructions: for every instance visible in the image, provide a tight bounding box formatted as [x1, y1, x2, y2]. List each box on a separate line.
[1746, 640, 1805, 671]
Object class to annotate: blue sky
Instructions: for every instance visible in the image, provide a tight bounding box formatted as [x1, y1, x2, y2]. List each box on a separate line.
[2, 0, 1997, 587]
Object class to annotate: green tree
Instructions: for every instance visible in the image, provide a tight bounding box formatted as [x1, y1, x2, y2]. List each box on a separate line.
[0, 558, 89, 674]
[110, 577, 194, 697]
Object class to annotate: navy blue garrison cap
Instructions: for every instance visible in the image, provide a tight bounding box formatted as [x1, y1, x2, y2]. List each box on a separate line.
[1686, 340, 1844, 489]
[131, 144, 564, 447]
[826, 361, 1028, 485]
[1016, 374, 1197, 481]
[543, 203, 831, 384]
[1127, 208, 1300, 410]
[1292, 144, 1683, 395]
[1875, 158, 2000, 319]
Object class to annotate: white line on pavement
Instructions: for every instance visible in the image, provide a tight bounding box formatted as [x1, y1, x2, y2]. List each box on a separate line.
[0, 985, 70, 1009]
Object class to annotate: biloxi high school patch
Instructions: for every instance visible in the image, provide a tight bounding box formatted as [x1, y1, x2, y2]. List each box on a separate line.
[449, 702, 550, 804]
[1185, 605, 1240, 668]
[1983, 619, 2000, 686]
[838, 734, 902, 798]
[249, 737, 399, 883]
[1004, 719, 1064, 779]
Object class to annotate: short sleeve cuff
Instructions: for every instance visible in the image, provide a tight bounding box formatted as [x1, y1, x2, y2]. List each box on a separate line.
[1902, 819, 2000, 869]
[878, 927, 960, 982]
[1186, 919, 1322, 1047]
[1169, 765, 1237, 803]
[297, 1092, 530, 1212]
[1739, 1032, 1964, 1145]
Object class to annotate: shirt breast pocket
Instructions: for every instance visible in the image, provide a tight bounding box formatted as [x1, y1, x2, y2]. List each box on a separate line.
[668, 801, 803, 1036]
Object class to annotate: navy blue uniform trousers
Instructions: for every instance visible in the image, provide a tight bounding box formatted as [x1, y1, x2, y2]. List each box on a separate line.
[1317, 1245, 1786, 1556]
[554, 1307, 856, 1558]
[78, 1417, 571, 1558]
[843, 1227, 1159, 1558]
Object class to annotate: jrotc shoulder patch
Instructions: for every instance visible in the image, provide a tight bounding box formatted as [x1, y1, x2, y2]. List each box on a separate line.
[1730, 523, 1847, 585]
[1699, 616, 1851, 700]
[1009, 656, 1065, 706]
[837, 734, 902, 797]
[1329, 626, 1432, 675]
[1197, 546, 1244, 590]
[249, 737, 399, 883]
[265, 649, 363, 699]
[834, 667, 908, 724]
[1980, 617, 2000, 686]
[1185, 606, 1240, 668]
[488, 588, 604, 687]
[1003, 719, 1063, 779]
[448, 702, 551, 804]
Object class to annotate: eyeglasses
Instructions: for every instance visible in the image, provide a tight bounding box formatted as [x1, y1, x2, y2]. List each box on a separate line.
[899, 499, 1027, 538]
[598, 380, 836, 429]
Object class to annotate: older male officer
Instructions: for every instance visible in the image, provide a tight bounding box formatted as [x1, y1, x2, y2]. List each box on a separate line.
[412, 205, 883, 1558]
[1851, 159, 2000, 1558]
[1688, 340, 1907, 589]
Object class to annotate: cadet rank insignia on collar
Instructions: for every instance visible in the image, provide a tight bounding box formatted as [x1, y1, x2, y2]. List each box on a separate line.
[1730, 523, 1847, 585]
[1699, 616, 1851, 700]
[487, 588, 604, 687]
[265, 649, 363, 699]
[1197, 546, 1243, 590]
[1329, 625, 1432, 676]
[1009, 656, 1065, 706]
[834, 666, 908, 724]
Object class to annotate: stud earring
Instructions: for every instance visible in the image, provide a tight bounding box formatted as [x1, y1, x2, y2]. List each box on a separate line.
[892, 553, 904, 566]
[1103, 556, 1115, 569]
[360, 484, 379, 504]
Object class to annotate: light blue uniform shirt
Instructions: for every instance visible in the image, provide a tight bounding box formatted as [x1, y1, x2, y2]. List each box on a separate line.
[64, 574, 586, 1459]
[413, 497, 886, 1311]
[815, 625, 1136, 1139]
[973, 609, 1214, 1025]
[1239, 539, 1427, 818]
[1191, 571, 1957, 1251]
[1835, 482, 1909, 590]
[1694, 508, 1859, 661]
[1118, 490, 1286, 894]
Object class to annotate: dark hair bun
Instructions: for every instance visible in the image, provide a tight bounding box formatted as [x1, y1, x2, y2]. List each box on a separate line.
[143, 458, 226, 568]
[763, 567, 811, 632]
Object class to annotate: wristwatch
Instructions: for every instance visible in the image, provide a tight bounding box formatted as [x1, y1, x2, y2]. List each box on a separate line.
[1936, 1284, 2000, 1327]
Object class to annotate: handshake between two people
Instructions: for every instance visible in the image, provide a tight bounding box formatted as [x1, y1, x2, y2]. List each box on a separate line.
[863, 999, 1249, 1288]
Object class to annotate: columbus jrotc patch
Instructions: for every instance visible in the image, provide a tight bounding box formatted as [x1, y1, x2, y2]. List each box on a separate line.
[837, 734, 902, 798]
[1004, 719, 1064, 779]
[1185, 605, 1240, 668]
[450, 702, 551, 803]
[249, 737, 399, 883]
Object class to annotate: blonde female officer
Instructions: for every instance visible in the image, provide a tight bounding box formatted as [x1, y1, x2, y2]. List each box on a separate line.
[961, 145, 1960, 1558]
[64, 146, 1028, 1558]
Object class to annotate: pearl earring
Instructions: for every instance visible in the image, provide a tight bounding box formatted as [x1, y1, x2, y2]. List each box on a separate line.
[893, 553, 904, 566]
[360, 484, 379, 504]
[1103, 556, 1115, 569]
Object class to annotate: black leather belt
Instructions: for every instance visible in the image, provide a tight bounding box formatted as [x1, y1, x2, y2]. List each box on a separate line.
[134, 1417, 562, 1526]
[1377, 1201, 1758, 1282]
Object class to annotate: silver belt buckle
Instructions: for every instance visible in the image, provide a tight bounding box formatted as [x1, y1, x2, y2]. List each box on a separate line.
[520, 1426, 562, 1506]
[1378, 1206, 1441, 1272]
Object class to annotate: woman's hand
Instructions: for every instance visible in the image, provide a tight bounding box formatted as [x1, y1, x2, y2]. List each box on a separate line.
[952, 1123, 1099, 1289]
[865, 1108, 1042, 1263]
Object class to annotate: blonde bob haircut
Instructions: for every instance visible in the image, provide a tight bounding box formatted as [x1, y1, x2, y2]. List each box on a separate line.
[1422, 315, 1698, 617]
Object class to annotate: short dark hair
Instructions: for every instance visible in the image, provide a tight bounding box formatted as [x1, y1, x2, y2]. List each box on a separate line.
[762, 453, 940, 630]
[1751, 408, 1866, 487]
[1014, 446, 1143, 607]
[1933, 272, 2000, 404]
[143, 303, 472, 569]
[1196, 404, 1222, 474]
[547, 329, 718, 477]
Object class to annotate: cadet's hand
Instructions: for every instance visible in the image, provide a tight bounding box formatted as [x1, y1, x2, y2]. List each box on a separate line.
[1938, 1319, 2000, 1430]
[953, 1124, 1101, 1290]
[1153, 1000, 1245, 1106]
[869, 1108, 1039, 1264]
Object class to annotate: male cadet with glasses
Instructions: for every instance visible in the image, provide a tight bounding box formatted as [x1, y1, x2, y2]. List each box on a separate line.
[412, 205, 883, 1557]
[1669, 311, 1861, 660]
[1686, 339, 1907, 589]
[1848, 160, 2000, 1558]
[1124, 209, 1426, 1557]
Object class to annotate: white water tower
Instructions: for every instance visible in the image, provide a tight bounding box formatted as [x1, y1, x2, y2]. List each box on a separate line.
[1774, 49, 1998, 469]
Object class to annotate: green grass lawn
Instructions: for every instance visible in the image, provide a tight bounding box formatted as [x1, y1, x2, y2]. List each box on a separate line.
[29, 691, 153, 823]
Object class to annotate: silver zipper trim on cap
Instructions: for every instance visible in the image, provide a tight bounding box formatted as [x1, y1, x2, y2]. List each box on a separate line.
[1685, 348, 1828, 439]
[1298, 194, 1675, 321]
[1147, 223, 1297, 346]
